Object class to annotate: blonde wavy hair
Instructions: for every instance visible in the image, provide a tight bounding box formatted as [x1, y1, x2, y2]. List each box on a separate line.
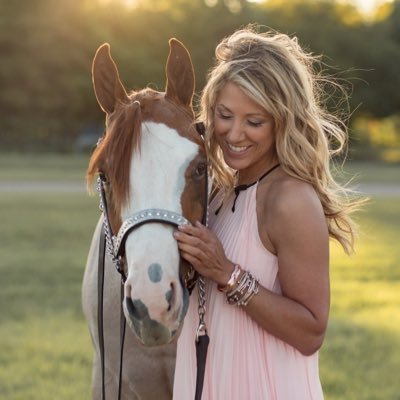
[199, 26, 363, 254]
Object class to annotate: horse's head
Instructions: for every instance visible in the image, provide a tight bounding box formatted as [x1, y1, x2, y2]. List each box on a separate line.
[87, 40, 206, 346]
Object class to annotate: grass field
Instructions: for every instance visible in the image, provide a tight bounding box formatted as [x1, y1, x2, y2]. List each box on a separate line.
[0, 154, 399, 399]
[321, 197, 400, 400]
[0, 193, 98, 399]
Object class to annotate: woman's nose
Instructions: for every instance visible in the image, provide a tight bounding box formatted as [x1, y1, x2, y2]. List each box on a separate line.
[227, 119, 244, 142]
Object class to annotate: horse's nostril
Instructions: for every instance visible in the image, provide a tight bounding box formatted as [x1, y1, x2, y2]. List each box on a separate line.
[166, 282, 176, 312]
[126, 297, 149, 320]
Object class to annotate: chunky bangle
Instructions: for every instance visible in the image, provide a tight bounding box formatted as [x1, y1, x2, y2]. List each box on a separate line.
[225, 270, 249, 300]
[226, 271, 259, 307]
[217, 264, 242, 293]
[238, 276, 259, 307]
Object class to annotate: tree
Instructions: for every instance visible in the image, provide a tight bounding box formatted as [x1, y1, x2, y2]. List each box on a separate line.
[0, 0, 399, 151]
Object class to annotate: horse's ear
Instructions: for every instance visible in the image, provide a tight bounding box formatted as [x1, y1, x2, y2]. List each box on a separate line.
[165, 38, 195, 108]
[92, 43, 129, 114]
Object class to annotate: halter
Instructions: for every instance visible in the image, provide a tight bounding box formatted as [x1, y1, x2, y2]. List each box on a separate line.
[97, 172, 194, 286]
[96, 121, 209, 400]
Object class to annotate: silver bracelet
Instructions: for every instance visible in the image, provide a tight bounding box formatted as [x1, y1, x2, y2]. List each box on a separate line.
[226, 271, 250, 304]
[226, 271, 259, 306]
[237, 276, 259, 307]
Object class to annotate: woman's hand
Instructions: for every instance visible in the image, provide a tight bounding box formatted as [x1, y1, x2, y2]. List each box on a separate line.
[173, 221, 234, 286]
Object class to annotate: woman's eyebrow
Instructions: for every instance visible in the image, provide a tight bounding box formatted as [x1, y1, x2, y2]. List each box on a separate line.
[216, 104, 271, 118]
[216, 103, 231, 111]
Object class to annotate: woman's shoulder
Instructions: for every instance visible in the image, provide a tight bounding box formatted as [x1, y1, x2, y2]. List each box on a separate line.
[256, 170, 326, 253]
[258, 170, 324, 224]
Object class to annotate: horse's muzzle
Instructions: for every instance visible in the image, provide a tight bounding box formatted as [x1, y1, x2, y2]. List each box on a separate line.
[123, 297, 180, 346]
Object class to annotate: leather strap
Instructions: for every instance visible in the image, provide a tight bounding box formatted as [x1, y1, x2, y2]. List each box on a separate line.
[98, 224, 126, 400]
[118, 284, 126, 400]
[232, 163, 280, 212]
[98, 226, 106, 400]
[195, 334, 209, 400]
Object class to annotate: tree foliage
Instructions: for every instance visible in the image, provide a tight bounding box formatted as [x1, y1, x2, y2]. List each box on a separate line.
[0, 0, 399, 151]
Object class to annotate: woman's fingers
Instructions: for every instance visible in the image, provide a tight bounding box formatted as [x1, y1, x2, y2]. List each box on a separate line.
[174, 231, 204, 252]
[177, 240, 204, 259]
[174, 221, 231, 281]
[179, 248, 197, 263]
[178, 221, 209, 238]
[176, 223, 223, 260]
[175, 222, 212, 248]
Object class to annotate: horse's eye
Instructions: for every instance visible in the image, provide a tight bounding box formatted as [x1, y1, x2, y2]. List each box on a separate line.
[194, 162, 206, 178]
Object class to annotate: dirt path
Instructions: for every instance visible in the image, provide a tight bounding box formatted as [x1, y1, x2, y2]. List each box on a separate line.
[0, 180, 399, 196]
[0, 181, 86, 193]
[353, 183, 400, 196]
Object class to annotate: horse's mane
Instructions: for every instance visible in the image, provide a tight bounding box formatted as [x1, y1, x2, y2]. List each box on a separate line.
[87, 98, 142, 215]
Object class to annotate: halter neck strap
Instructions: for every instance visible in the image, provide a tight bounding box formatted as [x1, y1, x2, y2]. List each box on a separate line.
[231, 163, 280, 212]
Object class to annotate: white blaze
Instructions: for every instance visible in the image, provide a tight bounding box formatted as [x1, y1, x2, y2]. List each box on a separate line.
[122, 122, 199, 324]
[122, 121, 199, 216]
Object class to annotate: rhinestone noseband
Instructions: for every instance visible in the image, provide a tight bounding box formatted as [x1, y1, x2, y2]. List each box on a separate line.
[97, 175, 192, 283]
[113, 209, 190, 258]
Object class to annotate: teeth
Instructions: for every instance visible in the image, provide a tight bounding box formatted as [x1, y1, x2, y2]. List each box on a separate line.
[228, 144, 248, 152]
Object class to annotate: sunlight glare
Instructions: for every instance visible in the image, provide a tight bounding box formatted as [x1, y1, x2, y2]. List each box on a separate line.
[121, 0, 138, 7]
[337, 0, 392, 15]
[248, 0, 394, 16]
[97, 0, 139, 8]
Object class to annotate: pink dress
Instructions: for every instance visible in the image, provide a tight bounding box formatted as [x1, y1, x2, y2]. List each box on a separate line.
[173, 183, 324, 399]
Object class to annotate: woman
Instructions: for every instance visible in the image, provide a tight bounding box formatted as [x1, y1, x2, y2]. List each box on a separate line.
[173, 27, 360, 399]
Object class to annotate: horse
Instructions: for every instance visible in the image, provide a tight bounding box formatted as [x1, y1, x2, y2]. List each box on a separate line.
[82, 39, 207, 399]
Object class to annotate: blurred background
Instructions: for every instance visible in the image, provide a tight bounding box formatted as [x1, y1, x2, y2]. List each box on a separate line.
[1, 0, 400, 158]
[0, 0, 399, 399]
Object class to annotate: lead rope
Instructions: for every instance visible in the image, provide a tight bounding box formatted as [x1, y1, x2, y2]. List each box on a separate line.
[97, 174, 126, 400]
[194, 132, 210, 400]
[195, 275, 209, 400]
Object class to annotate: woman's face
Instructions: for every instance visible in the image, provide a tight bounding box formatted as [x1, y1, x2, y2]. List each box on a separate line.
[213, 82, 277, 184]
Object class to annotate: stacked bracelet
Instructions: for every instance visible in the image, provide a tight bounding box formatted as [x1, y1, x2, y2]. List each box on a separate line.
[217, 264, 242, 293]
[218, 264, 260, 307]
[226, 270, 259, 307]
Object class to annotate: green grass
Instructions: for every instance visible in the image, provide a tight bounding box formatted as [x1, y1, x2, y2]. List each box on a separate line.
[320, 198, 400, 400]
[0, 193, 98, 400]
[0, 154, 399, 399]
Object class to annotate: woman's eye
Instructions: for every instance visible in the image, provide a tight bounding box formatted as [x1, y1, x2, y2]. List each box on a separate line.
[248, 120, 263, 127]
[218, 112, 231, 120]
[194, 163, 206, 177]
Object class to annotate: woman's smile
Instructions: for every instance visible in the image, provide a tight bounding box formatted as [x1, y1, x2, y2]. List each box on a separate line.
[226, 142, 251, 154]
[228, 143, 249, 153]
